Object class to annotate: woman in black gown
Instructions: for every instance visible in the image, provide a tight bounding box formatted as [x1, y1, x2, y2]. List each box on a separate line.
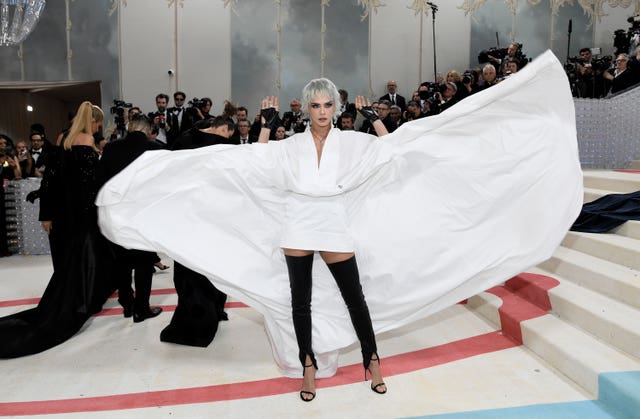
[0, 101, 115, 358]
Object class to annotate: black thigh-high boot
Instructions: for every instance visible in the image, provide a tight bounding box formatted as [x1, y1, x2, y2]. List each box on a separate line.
[285, 254, 318, 371]
[327, 256, 378, 370]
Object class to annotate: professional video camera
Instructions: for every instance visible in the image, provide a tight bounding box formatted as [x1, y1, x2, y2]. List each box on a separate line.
[478, 43, 528, 68]
[418, 82, 447, 105]
[614, 15, 640, 54]
[478, 47, 508, 63]
[188, 97, 208, 109]
[110, 99, 132, 136]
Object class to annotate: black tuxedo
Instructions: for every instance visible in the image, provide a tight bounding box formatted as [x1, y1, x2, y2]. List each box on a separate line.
[161, 128, 231, 347]
[380, 93, 406, 112]
[99, 131, 162, 314]
[169, 106, 194, 134]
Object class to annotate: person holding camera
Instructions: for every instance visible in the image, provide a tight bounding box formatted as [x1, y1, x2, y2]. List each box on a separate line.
[282, 100, 306, 136]
[148, 93, 178, 147]
[14, 140, 35, 178]
[603, 49, 640, 94]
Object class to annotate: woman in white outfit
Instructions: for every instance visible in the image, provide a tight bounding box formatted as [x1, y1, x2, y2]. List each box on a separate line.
[258, 79, 389, 401]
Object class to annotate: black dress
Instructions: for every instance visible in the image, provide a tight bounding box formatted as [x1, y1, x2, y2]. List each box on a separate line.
[159, 130, 230, 348]
[0, 146, 115, 358]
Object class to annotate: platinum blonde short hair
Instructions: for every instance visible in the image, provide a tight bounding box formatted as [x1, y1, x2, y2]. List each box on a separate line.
[301, 78, 342, 122]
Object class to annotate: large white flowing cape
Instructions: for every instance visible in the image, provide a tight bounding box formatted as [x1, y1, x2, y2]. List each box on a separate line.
[97, 51, 583, 377]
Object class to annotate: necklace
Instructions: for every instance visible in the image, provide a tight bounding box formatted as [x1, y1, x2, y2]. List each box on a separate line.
[311, 132, 328, 145]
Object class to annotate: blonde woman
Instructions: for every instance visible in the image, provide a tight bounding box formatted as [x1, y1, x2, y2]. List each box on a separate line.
[0, 101, 115, 358]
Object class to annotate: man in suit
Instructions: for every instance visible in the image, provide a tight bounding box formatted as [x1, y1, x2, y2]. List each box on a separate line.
[233, 119, 257, 144]
[162, 116, 233, 347]
[604, 52, 640, 95]
[148, 93, 178, 148]
[99, 115, 163, 323]
[170, 91, 193, 135]
[282, 99, 306, 136]
[380, 80, 406, 113]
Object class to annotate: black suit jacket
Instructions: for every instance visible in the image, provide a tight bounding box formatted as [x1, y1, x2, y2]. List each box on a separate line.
[610, 62, 640, 94]
[379, 93, 406, 112]
[168, 106, 194, 134]
[173, 129, 239, 150]
[147, 109, 179, 147]
[100, 131, 162, 184]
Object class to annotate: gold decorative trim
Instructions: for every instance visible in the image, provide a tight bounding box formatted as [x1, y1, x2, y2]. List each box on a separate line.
[357, 0, 385, 21]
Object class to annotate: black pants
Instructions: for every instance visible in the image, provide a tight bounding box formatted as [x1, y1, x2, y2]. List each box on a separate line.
[285, 254, 377, 372]
[113, 245, 156, 312]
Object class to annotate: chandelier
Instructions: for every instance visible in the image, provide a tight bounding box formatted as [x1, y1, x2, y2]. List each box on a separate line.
[0, 0, 46, 46]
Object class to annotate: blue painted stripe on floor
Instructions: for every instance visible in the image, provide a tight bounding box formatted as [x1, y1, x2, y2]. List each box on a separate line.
[403, 370, 640, 419]
[598, 371, 640, 419]
[399, 401, 615, 419]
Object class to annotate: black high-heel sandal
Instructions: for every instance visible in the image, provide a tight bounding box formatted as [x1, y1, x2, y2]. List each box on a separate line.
[365, 354, 387, 394]
[300, 363, 316, 402]
[154, 262, 170, 271]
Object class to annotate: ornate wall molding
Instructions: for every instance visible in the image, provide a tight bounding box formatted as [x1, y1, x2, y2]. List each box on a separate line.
[460, 0, 640, 23]
[357, 0, 385, 20]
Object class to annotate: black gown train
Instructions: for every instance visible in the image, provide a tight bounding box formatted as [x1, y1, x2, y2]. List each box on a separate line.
[0, 146, 115, 358]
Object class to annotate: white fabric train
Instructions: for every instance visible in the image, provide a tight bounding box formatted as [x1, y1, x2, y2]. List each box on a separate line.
[97, 50, 583, 378]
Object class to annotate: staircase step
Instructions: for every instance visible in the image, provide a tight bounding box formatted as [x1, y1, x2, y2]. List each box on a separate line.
[522, 315, 640, 397]
[537, 246, 640, 311]
[598, 371, 640, 419]
[529, 266, 640, 359]
[562, 231, 640, 271]
[583, 187, 613, 203]
[583, 170, 640, 194]
[611, 220, 640, 240]
[469, 291, 640, 397]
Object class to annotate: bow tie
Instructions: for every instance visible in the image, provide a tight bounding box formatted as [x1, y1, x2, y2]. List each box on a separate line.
[32, 149, 42, 154]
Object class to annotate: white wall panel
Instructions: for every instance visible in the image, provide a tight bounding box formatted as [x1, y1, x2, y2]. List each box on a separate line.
[371, 3, 471, 99]
[178, 1, 231, 113]
[120, 1, 175, 112]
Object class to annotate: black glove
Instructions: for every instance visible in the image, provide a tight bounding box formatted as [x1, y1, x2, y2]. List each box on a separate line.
[261, 107, 280, 130]
[358, 106, 380, 123]
[26, 190, 40, 203]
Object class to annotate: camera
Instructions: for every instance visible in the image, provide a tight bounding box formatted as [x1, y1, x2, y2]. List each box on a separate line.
[462, 71, 474, 84]
[188, 97, 207, 109]
[478, 47, 508, 63]
[614, 16, 640, 54]
[150, 111, 166, 129]
[110, 99, 132, 136]
[168, 69, 174, 76]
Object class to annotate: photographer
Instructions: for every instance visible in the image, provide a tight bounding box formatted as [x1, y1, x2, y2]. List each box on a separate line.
[431, 82, 458, 114]
[148, 93, 178, 147]
[15, 140, 35, 178]
[479, 64, 498, 90]
[603, 50, 640, 94]
[461, 69, 480, 96]
[282, 99, 306, 136]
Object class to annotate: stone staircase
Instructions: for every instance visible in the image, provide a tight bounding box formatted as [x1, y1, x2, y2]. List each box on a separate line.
[468, 169, 640, 418]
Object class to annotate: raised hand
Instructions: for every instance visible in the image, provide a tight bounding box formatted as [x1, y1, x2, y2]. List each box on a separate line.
[355, 95, 379, 123]
[260, 96, 280, 129]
